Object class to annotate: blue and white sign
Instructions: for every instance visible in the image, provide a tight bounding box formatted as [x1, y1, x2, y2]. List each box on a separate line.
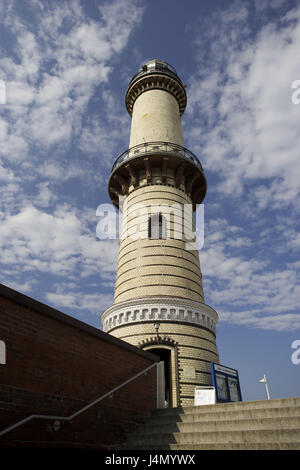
[210, 362, 242, 403]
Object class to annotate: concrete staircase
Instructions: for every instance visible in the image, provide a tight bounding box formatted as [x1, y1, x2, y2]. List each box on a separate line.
[123, 397, 300, 450]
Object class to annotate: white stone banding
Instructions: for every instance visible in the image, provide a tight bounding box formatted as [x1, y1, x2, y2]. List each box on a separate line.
[101, 297, 218, 335]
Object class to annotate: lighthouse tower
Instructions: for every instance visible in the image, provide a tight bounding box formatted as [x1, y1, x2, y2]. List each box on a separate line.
[101, 60, 220, 406]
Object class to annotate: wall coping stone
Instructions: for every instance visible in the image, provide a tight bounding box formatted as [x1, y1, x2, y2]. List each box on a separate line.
[0, 283, 159, 363]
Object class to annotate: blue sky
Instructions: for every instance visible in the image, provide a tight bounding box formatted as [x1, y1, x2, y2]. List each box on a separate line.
[0, 0, 299, 401]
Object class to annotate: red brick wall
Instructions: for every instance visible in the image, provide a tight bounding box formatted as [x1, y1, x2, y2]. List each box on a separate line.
[0, 285, 158, 448]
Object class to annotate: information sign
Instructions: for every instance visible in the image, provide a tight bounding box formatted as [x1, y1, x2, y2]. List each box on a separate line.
[210, 362, 242, 403]
[194, 386, 216, 406]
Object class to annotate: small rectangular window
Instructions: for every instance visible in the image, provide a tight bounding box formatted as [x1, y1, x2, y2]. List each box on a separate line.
[148, 213, 166, 239]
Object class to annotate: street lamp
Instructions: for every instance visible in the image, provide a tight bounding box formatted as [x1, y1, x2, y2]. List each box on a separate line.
[259, 374, 271, 400]
[154, 321, 160, 341]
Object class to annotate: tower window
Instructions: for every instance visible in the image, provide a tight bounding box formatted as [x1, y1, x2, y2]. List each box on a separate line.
[148, 213, 166, 239]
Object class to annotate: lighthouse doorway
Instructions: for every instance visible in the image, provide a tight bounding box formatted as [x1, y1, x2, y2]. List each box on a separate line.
[150, 348, 172, 407]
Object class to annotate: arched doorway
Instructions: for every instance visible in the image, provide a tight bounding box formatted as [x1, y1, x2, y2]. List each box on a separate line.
[140, 336, 179, 407]
[149, 348, 172, 407]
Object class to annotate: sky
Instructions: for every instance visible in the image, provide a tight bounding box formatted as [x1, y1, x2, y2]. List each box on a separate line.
[0, 0, 299, 402]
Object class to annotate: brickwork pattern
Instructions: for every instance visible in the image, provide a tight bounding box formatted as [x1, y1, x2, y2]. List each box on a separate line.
[104, 60, 220, 409]
[110, 321, 219, 406]
[115, 184, 204, 304]
[0, 289, 157, 447]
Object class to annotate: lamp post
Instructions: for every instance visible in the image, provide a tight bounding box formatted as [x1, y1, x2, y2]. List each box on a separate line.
[259, 374, 271, 400]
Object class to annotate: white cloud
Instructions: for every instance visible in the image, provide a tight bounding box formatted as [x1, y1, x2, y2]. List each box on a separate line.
[46, 290, 113, 315]
[255, 0, 287, 13]
[35, 182, 57, 208]
[186, 3, 300, 206]
[35, 161, 87, 182]
[0, 118, 29, 160]
[0, 204, 119, 280]
[184, 2, 300, 332]
[0, 159, 19, 183]
[0, 0, 143, 157]
[79, 90, 130, 166]
[200, 216, 300, 331]
[1, 278, 38, 295]
[220, 309, 300, 332]
[0, 0, 145, 321]
[288, 233, 300, 250]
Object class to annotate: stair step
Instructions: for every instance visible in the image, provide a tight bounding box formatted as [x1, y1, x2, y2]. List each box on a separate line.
[125, 428, 300, 446]
[144, 406, 300, 425]
[122, 398, 300, 451]
[153, 397, 300, 417]
[133, 416, 300, 435]
[124, 442, 300, 450]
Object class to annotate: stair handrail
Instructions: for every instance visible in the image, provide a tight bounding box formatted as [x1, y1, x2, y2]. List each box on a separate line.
[0, 361, 158, 438]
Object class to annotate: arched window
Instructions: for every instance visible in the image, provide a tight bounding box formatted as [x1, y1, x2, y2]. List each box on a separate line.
[148, 213, 166, 239]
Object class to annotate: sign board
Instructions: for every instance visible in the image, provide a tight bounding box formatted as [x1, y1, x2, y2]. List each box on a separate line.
[194, 386, 216, 406]
[210, 362, 242, 403]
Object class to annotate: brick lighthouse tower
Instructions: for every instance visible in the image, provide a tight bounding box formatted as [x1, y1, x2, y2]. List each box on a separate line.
[101, 60, 219, 406]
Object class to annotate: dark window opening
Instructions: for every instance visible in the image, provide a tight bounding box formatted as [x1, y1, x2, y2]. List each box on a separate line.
[148, 213, 166, 239]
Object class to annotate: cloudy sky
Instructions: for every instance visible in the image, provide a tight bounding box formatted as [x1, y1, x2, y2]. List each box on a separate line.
[0, 0, 299, 400]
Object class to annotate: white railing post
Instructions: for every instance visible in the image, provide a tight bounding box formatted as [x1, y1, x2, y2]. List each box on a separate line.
[156, 361, 165, 408]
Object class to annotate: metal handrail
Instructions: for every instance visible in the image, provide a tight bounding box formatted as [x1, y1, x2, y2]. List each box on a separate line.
[0, 362, 158, 438]
[111, 141, 204, 173]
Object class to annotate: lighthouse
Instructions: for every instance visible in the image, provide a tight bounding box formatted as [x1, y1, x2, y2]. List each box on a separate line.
[101, 60, 220, 406]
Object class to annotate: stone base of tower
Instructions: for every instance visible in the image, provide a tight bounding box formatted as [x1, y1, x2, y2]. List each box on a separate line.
[101, 298, 219, 407]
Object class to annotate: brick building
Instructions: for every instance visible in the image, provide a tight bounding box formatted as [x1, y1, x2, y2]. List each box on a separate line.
[0, 283, 159, 448]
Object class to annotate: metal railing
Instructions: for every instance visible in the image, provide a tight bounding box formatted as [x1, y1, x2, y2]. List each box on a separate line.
[111, 141, 204, 174]
[128, 66, 180, 88]
[0, 362, 159, 438]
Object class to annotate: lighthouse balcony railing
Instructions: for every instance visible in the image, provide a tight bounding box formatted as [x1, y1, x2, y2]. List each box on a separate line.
[128, 66, 180, 87]
[111, 141, 204, 173]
